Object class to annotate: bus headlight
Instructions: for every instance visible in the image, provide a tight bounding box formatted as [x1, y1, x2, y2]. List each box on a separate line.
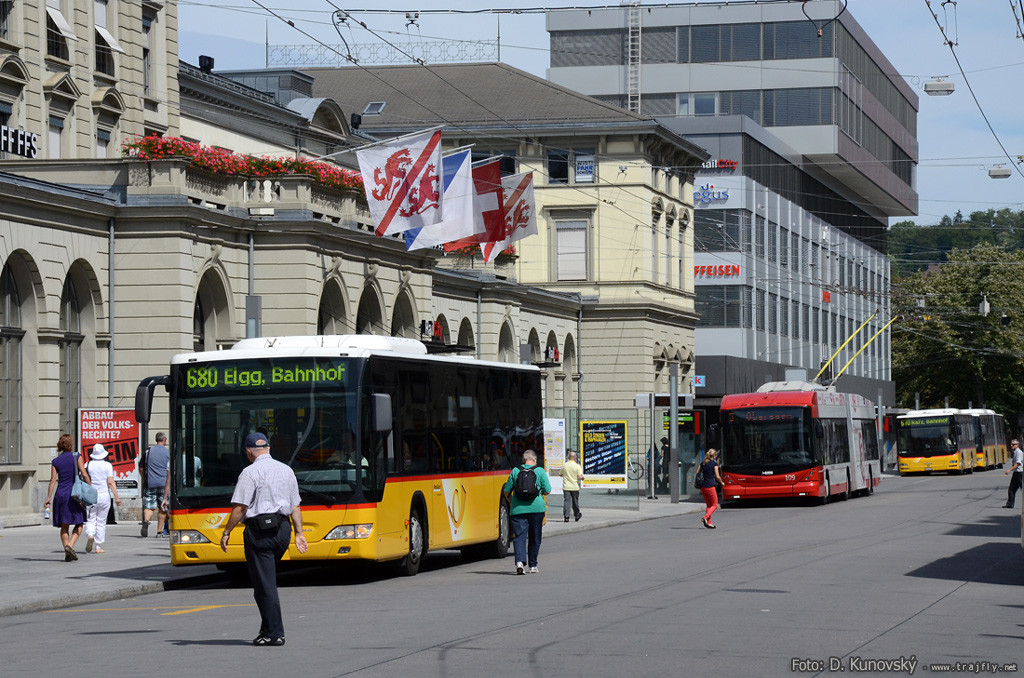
[325, 524, 373, 540]
[171, 530, 211, 545]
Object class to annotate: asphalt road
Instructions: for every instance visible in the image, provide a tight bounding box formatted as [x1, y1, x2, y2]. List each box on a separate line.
[4, 471, 1022, 678]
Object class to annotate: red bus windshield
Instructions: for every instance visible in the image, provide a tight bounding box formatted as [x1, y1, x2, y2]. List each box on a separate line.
[722, 406, 818, 474]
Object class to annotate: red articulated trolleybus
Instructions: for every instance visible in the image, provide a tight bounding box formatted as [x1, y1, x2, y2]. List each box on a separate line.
[719, 381, 882, 504]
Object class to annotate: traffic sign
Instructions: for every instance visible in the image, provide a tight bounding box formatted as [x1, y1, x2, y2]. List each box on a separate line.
[693, 375, 706, 388]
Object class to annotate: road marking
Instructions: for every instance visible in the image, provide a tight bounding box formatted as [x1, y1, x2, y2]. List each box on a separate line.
[51, 604, 255, 614]
[162, 604, 255, 616]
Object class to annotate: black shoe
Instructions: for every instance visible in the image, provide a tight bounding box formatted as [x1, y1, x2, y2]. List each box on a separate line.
[1004, 504, 1015, 509]
[253, 636, 285, 646]
[141, 521, 149, 538]
[564, 518, 569, 522]
[575, 513, 581, 522]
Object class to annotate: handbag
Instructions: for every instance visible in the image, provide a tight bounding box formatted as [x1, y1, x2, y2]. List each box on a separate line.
[71, 455, 98, 508]
[694, 463, 706, 488]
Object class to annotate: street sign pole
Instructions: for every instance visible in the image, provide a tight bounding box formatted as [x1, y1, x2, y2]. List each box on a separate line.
[670, 363, 679, 504]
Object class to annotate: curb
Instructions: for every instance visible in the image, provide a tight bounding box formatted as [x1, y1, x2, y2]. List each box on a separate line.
[0, 571, 226, 618]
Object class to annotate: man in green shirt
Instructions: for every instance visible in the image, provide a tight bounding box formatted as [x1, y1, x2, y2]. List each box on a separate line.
[502, 449, 551, 575]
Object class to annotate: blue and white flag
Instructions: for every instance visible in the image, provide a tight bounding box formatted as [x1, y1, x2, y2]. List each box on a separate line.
[404, 148, 479, 251]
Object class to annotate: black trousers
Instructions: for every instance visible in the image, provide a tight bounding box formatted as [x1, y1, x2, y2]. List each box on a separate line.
[243, 518, 291, 638]
[563, 490, 581, 520]
[1008, 472, 1023, 508]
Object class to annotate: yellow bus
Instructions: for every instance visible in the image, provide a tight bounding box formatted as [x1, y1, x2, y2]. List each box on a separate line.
[135, 335, 543, 576]
[896, 409, 975, 475]
[962, 408, 1008, 470]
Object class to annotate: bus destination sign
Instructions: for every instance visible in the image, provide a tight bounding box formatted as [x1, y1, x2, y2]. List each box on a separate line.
[184, 360, 348, 391]
[899, 417, 950, 427]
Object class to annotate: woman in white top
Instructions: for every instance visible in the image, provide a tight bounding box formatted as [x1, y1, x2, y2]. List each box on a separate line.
[84, 444, 121, 554]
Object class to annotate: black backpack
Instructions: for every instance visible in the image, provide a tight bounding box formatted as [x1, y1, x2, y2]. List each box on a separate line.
[513, 465, 540, 501]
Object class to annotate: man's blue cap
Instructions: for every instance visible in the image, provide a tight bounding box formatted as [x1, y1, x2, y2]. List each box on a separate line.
[244, 432, 269, 448]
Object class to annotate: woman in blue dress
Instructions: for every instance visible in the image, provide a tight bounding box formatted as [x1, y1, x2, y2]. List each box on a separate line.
[43, 434, 91, 561]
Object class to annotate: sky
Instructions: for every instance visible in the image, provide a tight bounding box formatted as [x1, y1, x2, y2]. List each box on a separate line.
[177, 0, 1024, 226]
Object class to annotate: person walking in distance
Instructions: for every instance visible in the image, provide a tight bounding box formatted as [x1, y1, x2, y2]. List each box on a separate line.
[219, 432, 308, 646]
[560, 450, 584, 523]
[502, 449, 551, 574]
[43, 434, 91, 561]
[698, 449, 724, 529]
[84, 444, 121, 554]
[1004, 439, 1023, 508]
[141, 432, 170, 537]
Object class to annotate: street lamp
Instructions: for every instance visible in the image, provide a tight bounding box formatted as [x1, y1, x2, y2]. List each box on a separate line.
[989, 165, 1012, 179]
[924, 77, 954, 96]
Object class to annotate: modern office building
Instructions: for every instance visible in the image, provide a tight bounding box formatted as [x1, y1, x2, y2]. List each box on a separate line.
[547, 0, 917, 415]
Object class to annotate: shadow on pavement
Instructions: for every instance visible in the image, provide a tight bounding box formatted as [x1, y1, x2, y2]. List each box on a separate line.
[944, 514, 1020, 540]
[905, 542, 1024, 587]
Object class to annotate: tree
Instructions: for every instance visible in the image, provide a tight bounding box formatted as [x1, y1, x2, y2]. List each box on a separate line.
[892, 244, 1024, 432]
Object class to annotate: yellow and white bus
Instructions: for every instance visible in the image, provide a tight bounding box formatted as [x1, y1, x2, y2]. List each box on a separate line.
[961, 408, 1008, 470]
[896, 409, 976, 475]
[135, 335, 543, 576]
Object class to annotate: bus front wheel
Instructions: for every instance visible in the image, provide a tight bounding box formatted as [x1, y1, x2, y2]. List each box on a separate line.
[400, 508, 426, 576]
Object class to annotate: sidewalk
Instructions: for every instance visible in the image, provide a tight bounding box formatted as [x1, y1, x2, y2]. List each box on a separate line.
[0, 495, 702, 617]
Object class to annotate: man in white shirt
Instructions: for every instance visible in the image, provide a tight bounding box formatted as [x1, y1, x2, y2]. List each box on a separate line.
[219, 432, 308, 646]
[1004, 439, 1023, 509]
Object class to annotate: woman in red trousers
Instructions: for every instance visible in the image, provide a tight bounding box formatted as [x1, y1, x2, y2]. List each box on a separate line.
[698, 449, 723, 529]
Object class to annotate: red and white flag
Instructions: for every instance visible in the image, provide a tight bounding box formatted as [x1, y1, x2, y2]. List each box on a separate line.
[444, 158, 504, 254]
[357, 129, 443, 237]
[480, 172, 537, 263]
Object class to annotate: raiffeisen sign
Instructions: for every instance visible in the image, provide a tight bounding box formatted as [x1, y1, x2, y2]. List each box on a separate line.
[694, 264, 740, 277]
[1, 125, 39, 158]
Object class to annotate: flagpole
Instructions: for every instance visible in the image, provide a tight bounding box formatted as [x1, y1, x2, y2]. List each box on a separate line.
[471, 155, 505, 167]
[306, 125, 445, 162]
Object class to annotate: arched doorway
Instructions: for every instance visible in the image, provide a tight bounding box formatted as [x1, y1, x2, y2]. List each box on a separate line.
[390, 290, 417, 339]
[356, 286, 385, 335]
[317, 278, 350, 335]
[194, 268, 232, 352]
[497, 321, 516, 363]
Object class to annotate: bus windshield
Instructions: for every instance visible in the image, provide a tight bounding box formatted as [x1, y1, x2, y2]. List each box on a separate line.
[722, 406, 817, 473]
[171, 357, 368, 508]
[897, 418, 957, 458]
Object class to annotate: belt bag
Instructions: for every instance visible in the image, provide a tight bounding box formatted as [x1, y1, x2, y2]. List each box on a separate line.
[251, 513, 285, 532]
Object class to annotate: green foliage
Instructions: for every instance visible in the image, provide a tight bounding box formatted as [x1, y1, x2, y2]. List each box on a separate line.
[888, 208, 1024, 277]
[892, 243, 1024, 432]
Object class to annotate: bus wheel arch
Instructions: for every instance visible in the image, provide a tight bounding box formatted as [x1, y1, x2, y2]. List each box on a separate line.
[841, 471, 851, 501]
[400, 494, 428, 576]
[818, 473, 831, 505]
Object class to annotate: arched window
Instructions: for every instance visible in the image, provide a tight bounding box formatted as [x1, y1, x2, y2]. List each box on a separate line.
[59, 276, 83, 438]
[0, 265, 23, 464]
